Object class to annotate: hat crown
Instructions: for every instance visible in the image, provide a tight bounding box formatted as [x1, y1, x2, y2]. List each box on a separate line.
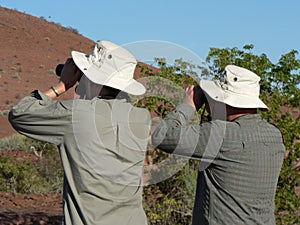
[199, 65, 268, 109]
[72, 40, 146, 95]
[88, 40, 137, 79]
[221, 65, 261, 97]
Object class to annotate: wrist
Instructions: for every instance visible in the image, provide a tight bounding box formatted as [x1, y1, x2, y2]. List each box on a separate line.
[182, 99, 196, 111]
[50, 86, 60, 97]
[55, 82, 67, 95]
[44, 82, 66, 99]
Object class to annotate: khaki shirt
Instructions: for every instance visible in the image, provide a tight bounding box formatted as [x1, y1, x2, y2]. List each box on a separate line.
[9, 90, 151, 225]
[152, 103, 285, 225]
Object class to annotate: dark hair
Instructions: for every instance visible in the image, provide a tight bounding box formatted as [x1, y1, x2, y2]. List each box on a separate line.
[99, 86, 131, 102]
[200, 94, 212, 123]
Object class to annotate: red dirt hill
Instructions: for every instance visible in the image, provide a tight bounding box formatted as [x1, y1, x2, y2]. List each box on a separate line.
[0, 7, 95, 137]
[0, 7, 95, 110]
[0, 7, 159, 138]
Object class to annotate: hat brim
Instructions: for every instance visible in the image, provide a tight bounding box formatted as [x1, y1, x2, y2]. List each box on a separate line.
[200, 80, 268, 110]
[72, 51, 146, 95]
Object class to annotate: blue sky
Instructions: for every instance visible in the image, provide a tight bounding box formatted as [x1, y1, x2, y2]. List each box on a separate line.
[1, 0, 300, 64]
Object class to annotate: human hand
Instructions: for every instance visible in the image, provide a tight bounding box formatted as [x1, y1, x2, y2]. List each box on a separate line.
[183, 85, 205, 111]
[183, 85, 196, 111]
[59, 58, 83, 91]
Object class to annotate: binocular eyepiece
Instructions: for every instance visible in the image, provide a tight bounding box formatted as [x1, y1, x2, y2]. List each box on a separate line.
[55, 64, 65, 77]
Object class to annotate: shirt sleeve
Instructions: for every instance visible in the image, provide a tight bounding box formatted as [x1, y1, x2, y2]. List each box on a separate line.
[8, 90, 72, 145]
[151, 103, 224, 160]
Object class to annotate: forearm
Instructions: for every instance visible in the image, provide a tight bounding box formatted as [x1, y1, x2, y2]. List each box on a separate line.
[44, 58, 82, 99]
[43, 81, 66, 99]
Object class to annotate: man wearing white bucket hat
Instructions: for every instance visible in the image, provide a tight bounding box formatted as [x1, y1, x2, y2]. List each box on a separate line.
[152, 65, 285, 224]
[9, 40, 151, 225]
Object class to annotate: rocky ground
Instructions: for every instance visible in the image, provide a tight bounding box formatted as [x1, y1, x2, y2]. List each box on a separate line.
[0, 192, 63, 225]
[0, 149, 63, 225]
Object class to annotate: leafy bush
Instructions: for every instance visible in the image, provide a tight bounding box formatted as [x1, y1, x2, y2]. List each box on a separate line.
[141, 48, 299, 224]
[0, 135, 63, 193]
[144, 160, 198, 225]
[0, 156, 47, 193]
[139, 59, 202, 225]
[0, 134, 27, 151]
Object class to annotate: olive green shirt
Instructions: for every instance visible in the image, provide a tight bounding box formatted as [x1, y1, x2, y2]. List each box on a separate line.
[152, 103, 285, 225]
[9, 90, 151, 225]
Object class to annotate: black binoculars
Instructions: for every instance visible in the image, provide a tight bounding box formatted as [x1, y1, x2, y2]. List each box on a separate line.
[55, 64, 65, 77]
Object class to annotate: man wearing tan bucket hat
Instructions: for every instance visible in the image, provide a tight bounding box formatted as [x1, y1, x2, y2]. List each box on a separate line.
[9, 40, 151, 225]
[152, 65, 285, 224]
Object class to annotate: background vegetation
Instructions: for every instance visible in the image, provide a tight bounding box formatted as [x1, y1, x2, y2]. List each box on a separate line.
[0, 45, 299, 225]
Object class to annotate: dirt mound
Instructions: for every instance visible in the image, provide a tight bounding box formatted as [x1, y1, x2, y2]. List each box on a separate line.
[0, 7, 95, 111]
[0, 7, 160, 139]
[0, 6, 94, 139]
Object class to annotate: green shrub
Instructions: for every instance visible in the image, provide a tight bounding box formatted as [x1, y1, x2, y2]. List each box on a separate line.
[48, 69, 55, 74]
[11, 73, 20, 79]
[34, 145, 64, 193]
[0, 135, 63, 193]
[0, 156, 47, 193]
[143, 159, 198, 225]
[0, 134, 27, 151]
[141, 50, 299, 224]
[0, 110, 9, 116]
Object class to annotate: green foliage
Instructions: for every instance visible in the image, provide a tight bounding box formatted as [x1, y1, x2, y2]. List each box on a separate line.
[0, 134, 27, 151]
[139, 59, 202, 225]
[0, 110, 9, 116]
[36, 147, 64, 193]
[142, 46, 299, 224]
[67, 26, 79, 34]
[11, 73, 20, 79]
[134, 58, 198, 118]
[0, 156, 47, 193]
[0, 135, 63, 193]
[0, 134, 56, 152]
[144, 161, 198, 225]
[205, 45, 300, 106]
[275, 160, 300, 224]
[47, 69, 55, 74]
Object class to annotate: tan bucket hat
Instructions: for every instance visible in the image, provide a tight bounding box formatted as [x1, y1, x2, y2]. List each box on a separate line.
[72, 40, 146, 95]
[200, 65, 268, 109]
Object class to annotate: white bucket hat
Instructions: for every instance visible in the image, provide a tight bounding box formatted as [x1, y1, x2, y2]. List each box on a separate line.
[200, 65, 268, 109]
[71, 40, 146, 95]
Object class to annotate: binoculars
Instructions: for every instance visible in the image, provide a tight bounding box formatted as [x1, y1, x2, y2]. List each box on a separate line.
[55, 64, 65, 77]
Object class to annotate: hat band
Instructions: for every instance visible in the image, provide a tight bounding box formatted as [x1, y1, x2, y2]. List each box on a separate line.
[88, 44, 106, 68]
[218, 81, 260, 97]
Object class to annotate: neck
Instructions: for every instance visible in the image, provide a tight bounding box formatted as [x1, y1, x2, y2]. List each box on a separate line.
[227, 113, 248, 121]
[226, 106, 257, 121]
